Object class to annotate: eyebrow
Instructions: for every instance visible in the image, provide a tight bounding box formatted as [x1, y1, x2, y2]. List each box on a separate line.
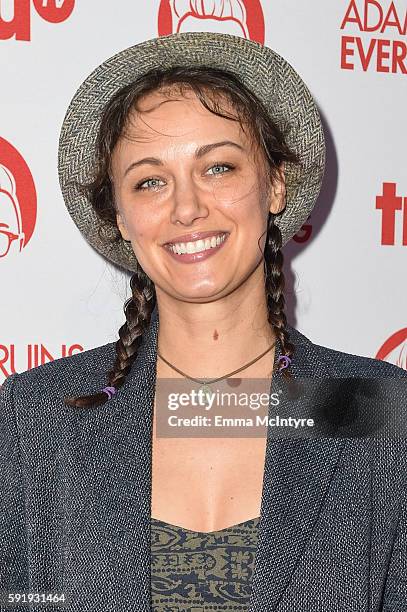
[123, 140, 244, 177]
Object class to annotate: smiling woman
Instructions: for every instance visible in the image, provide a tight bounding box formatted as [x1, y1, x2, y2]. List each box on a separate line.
[64, 62, 302, 412]
[1, 31, 407, 612]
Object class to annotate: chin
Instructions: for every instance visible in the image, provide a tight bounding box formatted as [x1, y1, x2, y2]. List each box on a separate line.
[175, 284, 226, 301]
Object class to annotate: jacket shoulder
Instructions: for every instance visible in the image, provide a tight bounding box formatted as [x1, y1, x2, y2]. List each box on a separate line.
[1, 342, 117, 425]
[314, 344, 407, 378]
[288, 325, 407, 378]
[16, 341, 117, 389]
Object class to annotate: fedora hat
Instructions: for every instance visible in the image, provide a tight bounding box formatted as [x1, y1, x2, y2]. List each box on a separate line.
[58, 32, 325, 272]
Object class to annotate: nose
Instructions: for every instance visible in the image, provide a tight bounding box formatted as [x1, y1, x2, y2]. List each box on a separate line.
[170, 174, 209, 226]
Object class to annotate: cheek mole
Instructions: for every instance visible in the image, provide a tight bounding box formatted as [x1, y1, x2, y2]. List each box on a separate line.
[213, 329, 219, 341]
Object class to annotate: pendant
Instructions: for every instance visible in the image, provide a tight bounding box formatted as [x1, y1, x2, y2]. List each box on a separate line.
[199, 383, 213, 404]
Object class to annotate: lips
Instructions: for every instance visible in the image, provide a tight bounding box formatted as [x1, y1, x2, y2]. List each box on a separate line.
[163, 231, 229, 263]
[163, 230, 229, 246]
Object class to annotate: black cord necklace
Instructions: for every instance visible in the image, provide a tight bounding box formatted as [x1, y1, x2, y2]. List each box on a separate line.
[157, 340, 276, 400]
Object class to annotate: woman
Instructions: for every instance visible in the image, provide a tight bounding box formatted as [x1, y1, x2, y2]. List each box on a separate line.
[1, 32, 406, 612]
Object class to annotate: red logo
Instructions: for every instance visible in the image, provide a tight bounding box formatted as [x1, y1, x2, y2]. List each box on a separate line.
[375, 182, 407, 246]
[293, 215, 312, 244]
[0, 137, 36, 258]
[0, 343, 84, 382]
[0, 0, 75, 41]
[376, 328, 407, 369]
[340, 0, 407, 74]
[158, 0, 265, 44]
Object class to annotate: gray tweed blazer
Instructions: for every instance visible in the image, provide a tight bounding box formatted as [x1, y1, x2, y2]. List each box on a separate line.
[1, 307, 407, 612]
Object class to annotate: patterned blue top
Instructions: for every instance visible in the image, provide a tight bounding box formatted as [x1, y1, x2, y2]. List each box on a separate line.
[151, 516, 260, 611]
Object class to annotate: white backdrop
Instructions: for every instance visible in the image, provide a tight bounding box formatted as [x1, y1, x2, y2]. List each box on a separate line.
[1, 0, 406, 383]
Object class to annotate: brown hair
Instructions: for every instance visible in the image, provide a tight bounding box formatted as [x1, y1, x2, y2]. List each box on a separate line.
[64, 65, 301, 408]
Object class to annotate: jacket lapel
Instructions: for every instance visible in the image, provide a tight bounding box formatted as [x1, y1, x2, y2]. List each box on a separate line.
[247, 328, 347, 611]
[65, 313, 159, 610]
[67, 310, 346, 611]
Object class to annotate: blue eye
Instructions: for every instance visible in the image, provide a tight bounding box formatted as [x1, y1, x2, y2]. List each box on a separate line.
[136, 177, 165, 190]
[207, 164, 234, 176]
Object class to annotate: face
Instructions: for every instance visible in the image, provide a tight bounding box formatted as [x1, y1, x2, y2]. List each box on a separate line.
[111, 88, 285, 303]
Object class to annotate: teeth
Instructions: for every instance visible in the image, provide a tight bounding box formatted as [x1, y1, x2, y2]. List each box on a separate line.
[170, 233, 227, 254]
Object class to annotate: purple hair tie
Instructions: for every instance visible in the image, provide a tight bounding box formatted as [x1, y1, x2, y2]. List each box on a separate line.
[277, 355, 292, 371]
[102, 386, 117, 400]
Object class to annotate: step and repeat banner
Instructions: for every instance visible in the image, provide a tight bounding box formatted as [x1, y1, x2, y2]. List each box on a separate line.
[0, 0, 406, 383]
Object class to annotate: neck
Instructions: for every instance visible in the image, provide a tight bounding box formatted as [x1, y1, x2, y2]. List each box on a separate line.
[155, 281, 277, 380]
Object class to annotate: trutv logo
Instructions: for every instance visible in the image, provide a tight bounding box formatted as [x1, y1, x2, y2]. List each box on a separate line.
[376, 182, 407, 245]
[0, 137, 36, 258]
[376, 328, 407, 369]
[0, 0, 75, 41]
[158, 0, 265, 44]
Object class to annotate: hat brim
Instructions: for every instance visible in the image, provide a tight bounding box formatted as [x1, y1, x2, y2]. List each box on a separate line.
[58, 32, 325, 272]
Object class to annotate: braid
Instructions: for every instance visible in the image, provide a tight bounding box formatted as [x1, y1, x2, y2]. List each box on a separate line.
[264, 213, 295, 381]
[64, 269, 156, 409]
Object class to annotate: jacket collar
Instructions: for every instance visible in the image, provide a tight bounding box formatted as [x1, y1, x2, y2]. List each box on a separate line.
[70, 310, 346, 611]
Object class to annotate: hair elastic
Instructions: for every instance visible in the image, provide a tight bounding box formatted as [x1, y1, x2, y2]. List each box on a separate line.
[277, 355, 292, 371]
[102, 386, 117, 399]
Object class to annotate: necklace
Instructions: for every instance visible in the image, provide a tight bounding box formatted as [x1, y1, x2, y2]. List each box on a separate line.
[157, 340, 276, 403]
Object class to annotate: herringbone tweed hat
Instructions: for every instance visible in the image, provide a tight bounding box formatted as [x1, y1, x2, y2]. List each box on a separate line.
[58, 32, 325, 272]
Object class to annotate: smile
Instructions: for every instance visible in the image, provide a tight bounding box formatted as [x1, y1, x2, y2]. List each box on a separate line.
[168, 233, 228, 254]
[163, 232, 229, 264]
